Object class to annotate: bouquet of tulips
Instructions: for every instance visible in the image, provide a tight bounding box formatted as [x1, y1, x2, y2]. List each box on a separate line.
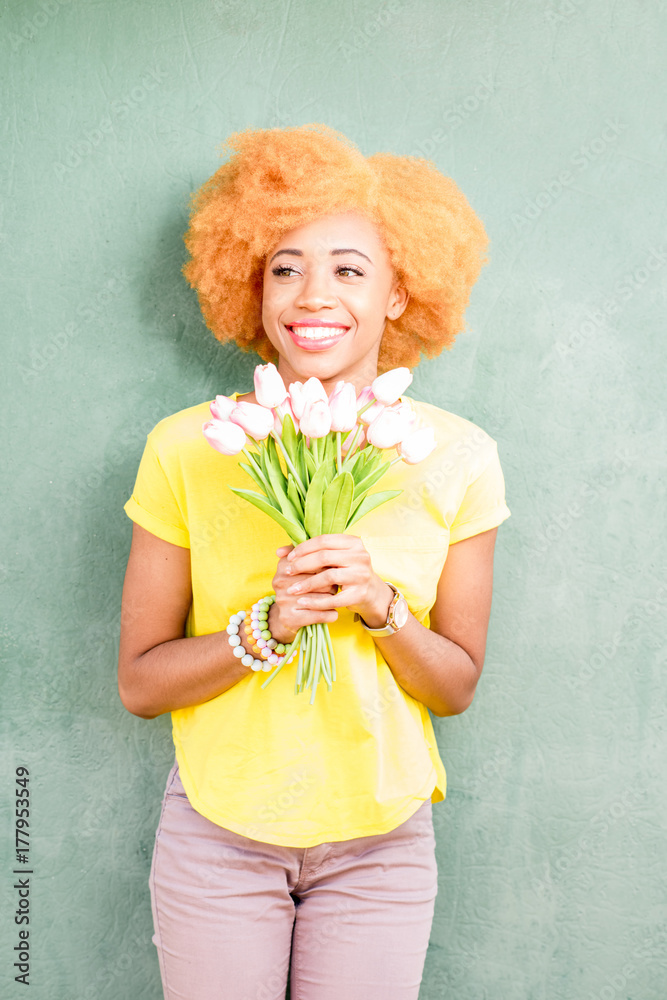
[203, 363, 436, 704]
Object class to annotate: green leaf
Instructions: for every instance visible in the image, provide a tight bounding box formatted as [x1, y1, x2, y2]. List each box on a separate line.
[239, 455, 280, 508]
[287, 474, 304, 517]
[296, 436, 307, 487]
[250, 447, 274, 490]
[229, 488, 308, 543]
[303, 461, 330, 538]
[346, 489, 403, 528]
[321, 471, 355, 534]
[282, 413, 297, 456]
[350, 450, 380, 485]
[263, 431, 276, 462]
[238, 461, 267, 493]
[242, 449, 263, 478]
[323, 432, 335, 466]
[353, 460, 392, 498]
[257, 436, 306, 526]
[304, 447, 318, 479]
[266, 433, 286, 479]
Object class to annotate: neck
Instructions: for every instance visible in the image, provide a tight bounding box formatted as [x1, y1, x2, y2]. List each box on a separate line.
[274, 354, 380, 398]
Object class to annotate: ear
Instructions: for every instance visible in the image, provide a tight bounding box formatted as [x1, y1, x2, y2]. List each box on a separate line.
[388, 283, 410, 321]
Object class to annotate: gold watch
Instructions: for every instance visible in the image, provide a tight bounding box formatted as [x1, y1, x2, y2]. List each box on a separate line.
[355, 583, 409, 637]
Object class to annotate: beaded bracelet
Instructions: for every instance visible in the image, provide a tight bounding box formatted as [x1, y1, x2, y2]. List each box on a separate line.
[225, 595, 297, 674]
[226, 611, 264, 671]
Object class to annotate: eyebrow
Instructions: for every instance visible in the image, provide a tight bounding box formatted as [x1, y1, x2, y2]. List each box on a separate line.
[268, 247, 373, 265]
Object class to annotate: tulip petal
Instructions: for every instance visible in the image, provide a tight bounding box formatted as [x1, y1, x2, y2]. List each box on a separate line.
[203, 419, 247, 455]
[371, 367, 413, 405]
[254, 362, 288, 408]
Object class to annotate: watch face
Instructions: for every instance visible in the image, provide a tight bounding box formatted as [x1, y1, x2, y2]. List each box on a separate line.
[393, 598, 409, 629]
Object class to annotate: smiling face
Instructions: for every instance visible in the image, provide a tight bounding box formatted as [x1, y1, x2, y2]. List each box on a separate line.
[260, 211, 409, 395]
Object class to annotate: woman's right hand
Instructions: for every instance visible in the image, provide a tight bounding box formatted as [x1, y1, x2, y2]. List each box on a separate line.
[269, 545, 339, 644]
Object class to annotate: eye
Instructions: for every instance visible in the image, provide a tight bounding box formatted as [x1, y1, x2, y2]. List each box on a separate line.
[271, 265, 298, 277]
[270, 264, 365, 278]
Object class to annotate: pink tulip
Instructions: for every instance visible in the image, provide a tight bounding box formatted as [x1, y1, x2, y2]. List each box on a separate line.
[392, 401, 419, 435]
[254, 362, 288, 409]
[359, 400, 385, 425]
[229, 401, 275, 440]
[366, 405, 414, 450]
[355, 385, 384, 425]
[299, 398, 331, 439]
[355, 386, 374, 410]
[397, 426, 437, 464]
[328, 381, 358, 432]
[288, 382, 306, 419]
[289, 377, 327, 420]
[372, 367, 413, 405]
[209, 394, 236, 421]
[303, 376, 328, 404]
[273, 396, 300, 437]
[203, 419, 247, 456]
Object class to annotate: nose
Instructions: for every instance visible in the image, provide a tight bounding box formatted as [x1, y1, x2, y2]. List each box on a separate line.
[292, 266, 338, 311]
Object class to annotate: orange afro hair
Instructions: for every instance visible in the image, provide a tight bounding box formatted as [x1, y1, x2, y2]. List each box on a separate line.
[182, 123, 489, 374]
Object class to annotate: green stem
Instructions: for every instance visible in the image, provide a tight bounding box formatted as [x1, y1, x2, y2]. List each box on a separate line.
[340, 423, 365, 471]
[318, 625, 332, 688]
[272, 432, 307, 500]
[336, 431, 342, 474]
[296, 627, 307, 692]
[323, 623, 337, 685]
[306, 627, 317, 690]
[357, 398, 376, 419]
[308, 626, 322, 703]
[260, 627, 302, 689]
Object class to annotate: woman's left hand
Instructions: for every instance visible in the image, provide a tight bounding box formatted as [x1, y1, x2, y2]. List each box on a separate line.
[276, 534, 394, 628]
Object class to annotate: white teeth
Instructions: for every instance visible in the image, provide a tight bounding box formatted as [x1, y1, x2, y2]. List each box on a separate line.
[290, 326, 346, 341]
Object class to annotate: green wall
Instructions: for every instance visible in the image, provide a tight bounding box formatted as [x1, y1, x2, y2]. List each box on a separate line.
[2, 1, 666, 997]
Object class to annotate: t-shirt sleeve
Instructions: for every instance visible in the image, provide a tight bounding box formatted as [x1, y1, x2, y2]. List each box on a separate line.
[448, 437, 511, 544]
[124, 436, 190, 548]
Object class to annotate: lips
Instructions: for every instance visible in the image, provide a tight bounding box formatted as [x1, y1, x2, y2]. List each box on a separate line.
[286, 323, 350, 350]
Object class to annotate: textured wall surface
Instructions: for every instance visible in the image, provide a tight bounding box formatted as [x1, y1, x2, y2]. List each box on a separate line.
[2, 1, 666, 997]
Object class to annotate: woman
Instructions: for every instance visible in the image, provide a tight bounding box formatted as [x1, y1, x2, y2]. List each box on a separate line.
[118, 123, 511, 1000]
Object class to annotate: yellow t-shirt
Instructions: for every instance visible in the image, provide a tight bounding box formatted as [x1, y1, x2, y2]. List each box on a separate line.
[124, 391, 511, 847]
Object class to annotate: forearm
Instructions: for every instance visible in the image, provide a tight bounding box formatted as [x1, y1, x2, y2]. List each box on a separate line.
[119, 630, 253, 719]
[365, 587, 479, 716]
